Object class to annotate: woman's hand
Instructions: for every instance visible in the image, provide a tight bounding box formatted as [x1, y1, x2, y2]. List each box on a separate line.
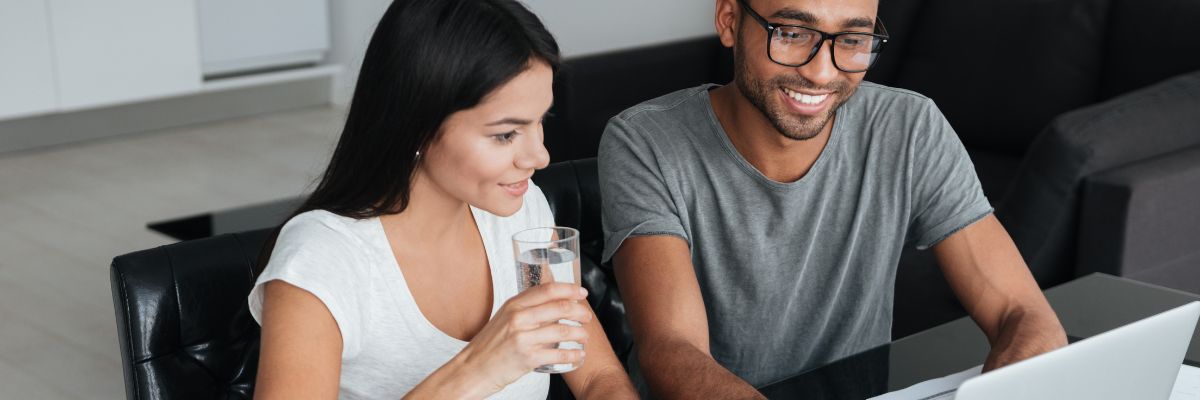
[408, 282, 592, 399]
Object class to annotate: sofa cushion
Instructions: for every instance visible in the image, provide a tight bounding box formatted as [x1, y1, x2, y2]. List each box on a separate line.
[892, 0, 1110, 157]
[864, 0, 929, 87]
[966, 149, 1023, 205]
[998, 70, 1200, 287]
[1078, 146, 1200, 294]
[544, 37, 732, 162]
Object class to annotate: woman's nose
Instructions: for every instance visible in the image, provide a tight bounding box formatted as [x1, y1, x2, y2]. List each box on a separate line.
[516, 127, 550, 170]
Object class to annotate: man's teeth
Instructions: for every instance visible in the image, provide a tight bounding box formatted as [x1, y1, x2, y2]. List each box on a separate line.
[783, 88, 829, 105]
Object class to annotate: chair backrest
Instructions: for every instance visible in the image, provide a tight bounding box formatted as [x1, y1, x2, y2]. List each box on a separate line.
[110, 229, 268, 399]
[110, 158, 624, 399]
[530, 158, 632, 362]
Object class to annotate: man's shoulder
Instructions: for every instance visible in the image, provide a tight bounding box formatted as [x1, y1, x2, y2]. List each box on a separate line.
[846, 81, 947, 133]
[853, 81, 935, 108]
[610, 84, 718, 127]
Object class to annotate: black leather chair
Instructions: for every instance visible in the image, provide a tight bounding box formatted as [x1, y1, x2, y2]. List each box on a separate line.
[110, 158, 623, 399]
[110, 229, 267, 399]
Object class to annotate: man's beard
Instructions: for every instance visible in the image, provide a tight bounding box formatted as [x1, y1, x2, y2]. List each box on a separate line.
[733, 41, 854, 141]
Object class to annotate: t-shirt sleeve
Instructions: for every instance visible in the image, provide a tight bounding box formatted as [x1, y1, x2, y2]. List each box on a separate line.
[599, 114, 689, 263]
[908, 99, 994, 250]
[247, 213, 366, 359]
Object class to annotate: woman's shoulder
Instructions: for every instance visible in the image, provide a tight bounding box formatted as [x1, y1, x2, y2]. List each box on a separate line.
[282, 209, 369, 236]
[276, 210, 377, 256]
[260, 210, 385, 291]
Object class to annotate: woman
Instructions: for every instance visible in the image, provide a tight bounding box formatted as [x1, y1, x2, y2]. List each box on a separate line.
[247, 0, 637, 398]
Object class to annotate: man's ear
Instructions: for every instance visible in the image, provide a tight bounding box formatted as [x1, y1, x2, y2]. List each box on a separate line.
[715, 0, 740, 48]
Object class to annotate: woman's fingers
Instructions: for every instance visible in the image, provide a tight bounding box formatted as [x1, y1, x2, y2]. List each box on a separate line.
[530, 348, 587, 369]
[507, 283, 587, 309]
[516, 320, 589, 349]
[512, 299, 593, 329]
[474, 282, 595, 373]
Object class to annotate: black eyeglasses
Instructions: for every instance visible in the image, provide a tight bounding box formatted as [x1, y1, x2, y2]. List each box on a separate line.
[737, 0, 889, 73]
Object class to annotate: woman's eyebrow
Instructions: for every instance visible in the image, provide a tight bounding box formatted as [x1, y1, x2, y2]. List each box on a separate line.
[486, 117, 534, 126]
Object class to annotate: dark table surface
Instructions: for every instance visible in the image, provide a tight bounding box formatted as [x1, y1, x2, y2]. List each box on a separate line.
[757, 273, 1200, 399]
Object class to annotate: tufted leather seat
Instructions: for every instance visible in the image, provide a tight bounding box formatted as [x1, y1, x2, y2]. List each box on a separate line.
[110, 158, 625, 399]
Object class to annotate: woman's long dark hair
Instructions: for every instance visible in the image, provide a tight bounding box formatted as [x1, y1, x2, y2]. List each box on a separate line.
[257, 0, 560, 273]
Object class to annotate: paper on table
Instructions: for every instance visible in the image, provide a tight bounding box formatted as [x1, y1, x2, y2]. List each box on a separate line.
[867, 365, 982, 400]
[868, 364, 1200, 400]
[1174, 365, 1200, 400]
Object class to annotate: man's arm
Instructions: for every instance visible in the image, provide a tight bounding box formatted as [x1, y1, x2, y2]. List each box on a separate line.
[562, 306, 638, 399]
[932, 214, 1068, 371]
[613, 235, 765, 399]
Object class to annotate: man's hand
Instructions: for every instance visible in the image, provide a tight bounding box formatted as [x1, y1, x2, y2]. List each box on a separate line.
[982, 305, 1068, 371]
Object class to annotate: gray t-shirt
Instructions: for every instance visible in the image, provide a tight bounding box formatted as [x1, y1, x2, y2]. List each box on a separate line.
[598, 82, 992, 389]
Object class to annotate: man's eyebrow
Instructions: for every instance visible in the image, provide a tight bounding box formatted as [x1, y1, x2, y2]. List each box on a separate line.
[770, 8, 818, 25]
[485, 117, 533, 126]
[842, 17, 875, 30]
[769, 8, 876, 31]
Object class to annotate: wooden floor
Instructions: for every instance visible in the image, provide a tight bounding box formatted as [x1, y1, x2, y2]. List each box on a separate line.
[0, 106, 344, 399]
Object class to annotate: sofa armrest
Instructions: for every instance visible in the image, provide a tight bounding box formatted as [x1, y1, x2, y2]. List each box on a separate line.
[1076, 145, 1200, 294]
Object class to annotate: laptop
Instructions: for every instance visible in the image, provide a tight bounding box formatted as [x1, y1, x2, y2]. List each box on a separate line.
[955, 301, 1200, 400]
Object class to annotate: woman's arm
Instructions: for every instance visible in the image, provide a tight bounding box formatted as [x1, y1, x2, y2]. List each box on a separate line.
[562, 308, 638, 399]
[254, 280, 344, 399]
[257, 281, 593, 399]
[257, 280, 490, 399]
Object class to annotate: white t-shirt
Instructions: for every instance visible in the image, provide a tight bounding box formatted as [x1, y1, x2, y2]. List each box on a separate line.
[248, 183, 555, 399]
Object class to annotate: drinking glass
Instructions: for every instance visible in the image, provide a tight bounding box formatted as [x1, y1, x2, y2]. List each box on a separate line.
[512, 226, 583, 373]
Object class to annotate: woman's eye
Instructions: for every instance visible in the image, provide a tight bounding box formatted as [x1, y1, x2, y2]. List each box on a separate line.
[493, 131, 517, 144]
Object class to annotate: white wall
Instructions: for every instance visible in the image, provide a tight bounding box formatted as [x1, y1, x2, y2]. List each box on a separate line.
[327, 0, 717, 105]
[525, 0, 716, 58]
[327, 0, 392, 104]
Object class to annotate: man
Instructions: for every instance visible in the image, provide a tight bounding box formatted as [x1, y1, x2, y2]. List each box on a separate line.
[598, 0, 1069, 398]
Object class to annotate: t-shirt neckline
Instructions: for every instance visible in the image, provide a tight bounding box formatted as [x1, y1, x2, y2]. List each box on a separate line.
[700, 84, 846, 191]
[373, 206, 504, 345]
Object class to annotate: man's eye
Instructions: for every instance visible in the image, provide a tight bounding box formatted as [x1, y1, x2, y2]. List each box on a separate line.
[778, 30, 816, 42]
[836, 36, 871, 49]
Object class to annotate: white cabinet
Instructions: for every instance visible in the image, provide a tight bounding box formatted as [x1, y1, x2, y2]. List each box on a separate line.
[47, 0, 202, 110]
[0, 0, 333, 136]
[198, 0, 331, 76]
[0, 0, 58, 120]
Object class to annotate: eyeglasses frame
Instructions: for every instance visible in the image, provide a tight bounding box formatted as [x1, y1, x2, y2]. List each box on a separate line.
[736, 0, 890, 73]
